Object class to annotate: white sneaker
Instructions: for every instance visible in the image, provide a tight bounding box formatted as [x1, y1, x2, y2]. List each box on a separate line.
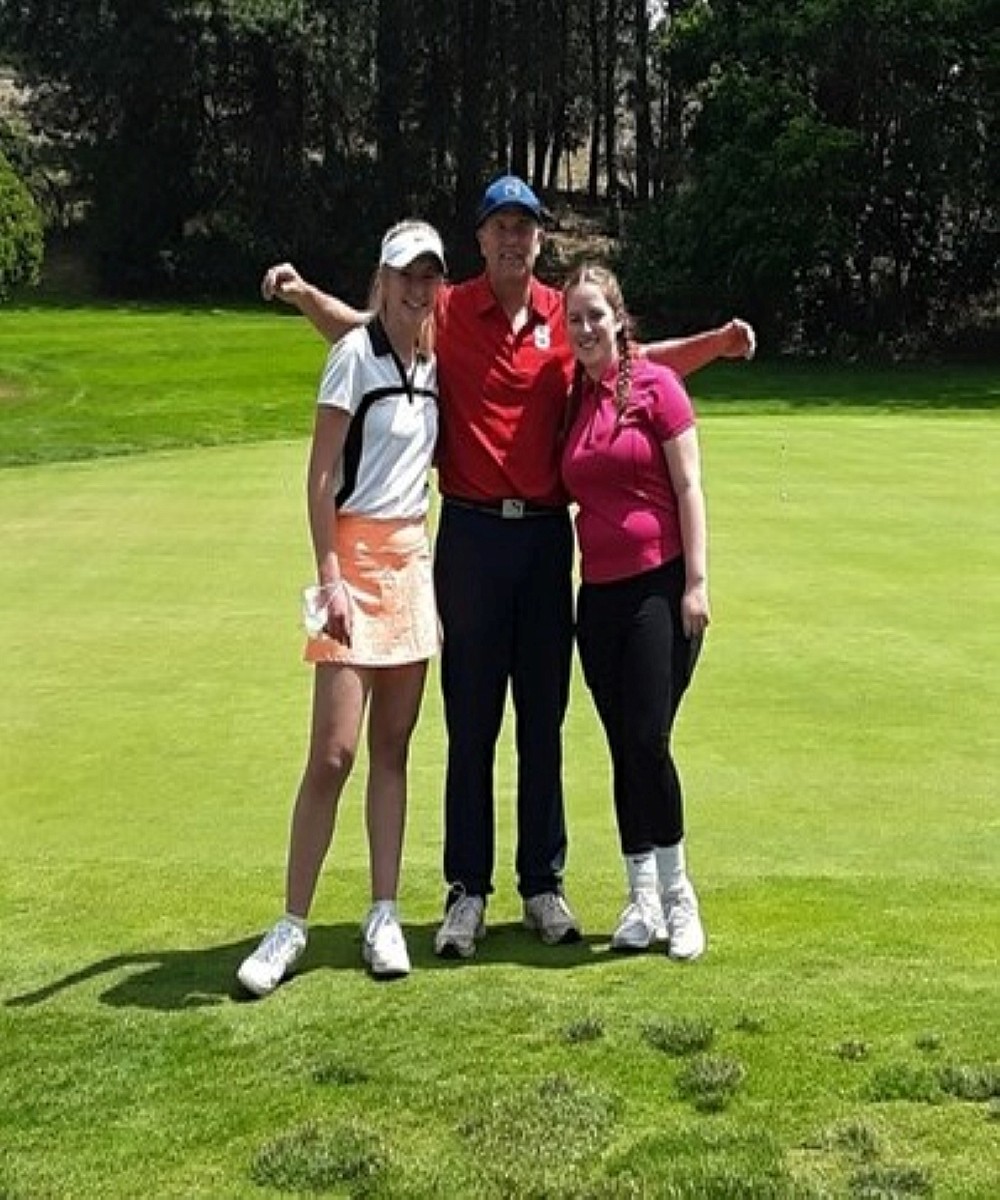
[522, 892, 582, 945]
[361, 906, 411, 979]
[611, 892, 666, 952]
[663, 880, 706, 961]
[237, 917, 307, 997]
[434, 892, 485, 959]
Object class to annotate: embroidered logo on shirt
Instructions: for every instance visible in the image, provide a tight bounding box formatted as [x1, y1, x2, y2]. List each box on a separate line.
[534, 324, 551, 350]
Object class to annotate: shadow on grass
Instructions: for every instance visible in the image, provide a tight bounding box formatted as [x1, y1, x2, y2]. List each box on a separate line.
[3, 922, 610, 1013]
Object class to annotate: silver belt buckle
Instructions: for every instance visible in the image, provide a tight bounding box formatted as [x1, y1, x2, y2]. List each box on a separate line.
[501, 499, 525, 519]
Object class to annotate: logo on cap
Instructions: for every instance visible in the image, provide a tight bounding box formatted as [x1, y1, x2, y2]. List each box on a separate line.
[476, 174, 546, 227]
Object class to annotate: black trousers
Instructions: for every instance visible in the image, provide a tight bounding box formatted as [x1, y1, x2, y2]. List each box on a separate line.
[575, 556, 702, 855]
[434, 501, 574, 899]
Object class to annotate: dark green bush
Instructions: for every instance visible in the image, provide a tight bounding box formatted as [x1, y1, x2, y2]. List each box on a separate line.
[0, 149, 43, 299]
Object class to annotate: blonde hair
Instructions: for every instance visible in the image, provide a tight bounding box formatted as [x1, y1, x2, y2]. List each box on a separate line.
[367, 218, 442, 359]
[562, 262, 636, 435]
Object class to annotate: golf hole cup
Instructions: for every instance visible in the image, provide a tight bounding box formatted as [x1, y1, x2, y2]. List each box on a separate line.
[302, 583, 338, 638]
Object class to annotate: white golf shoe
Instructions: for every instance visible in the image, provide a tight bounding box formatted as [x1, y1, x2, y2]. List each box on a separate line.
[237, 917, 307, 997]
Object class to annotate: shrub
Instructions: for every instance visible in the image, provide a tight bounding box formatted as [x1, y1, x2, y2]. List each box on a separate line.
[0, 149, 43, 299]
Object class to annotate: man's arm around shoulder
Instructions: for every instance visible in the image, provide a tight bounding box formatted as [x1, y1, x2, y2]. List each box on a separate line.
[642, 318, 756, 378]
[261, 262, 369, 342]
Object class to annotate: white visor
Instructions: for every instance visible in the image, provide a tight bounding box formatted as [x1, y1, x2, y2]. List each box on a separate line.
[379, 226, 447, 273]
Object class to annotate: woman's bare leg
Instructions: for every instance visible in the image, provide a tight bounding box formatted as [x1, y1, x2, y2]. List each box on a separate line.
[365, 662, 428, 902]
[285, 663, 369, 917]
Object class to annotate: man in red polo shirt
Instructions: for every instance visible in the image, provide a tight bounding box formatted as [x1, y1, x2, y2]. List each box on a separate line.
[261, 175, 754, 961]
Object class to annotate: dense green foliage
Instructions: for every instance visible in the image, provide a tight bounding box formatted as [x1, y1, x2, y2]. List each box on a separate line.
[1, 0, 997, 349]
[619, 0, 1000, 351]
[0, 148, 42, 298]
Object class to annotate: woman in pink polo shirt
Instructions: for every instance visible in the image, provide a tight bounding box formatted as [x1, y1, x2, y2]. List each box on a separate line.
[561, 263, 710, 961]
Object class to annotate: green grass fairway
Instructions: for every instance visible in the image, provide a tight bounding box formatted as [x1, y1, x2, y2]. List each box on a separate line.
[0, 304, 318, 466]
[1, 305, 999, 1197]
[2, 301, 999, 469]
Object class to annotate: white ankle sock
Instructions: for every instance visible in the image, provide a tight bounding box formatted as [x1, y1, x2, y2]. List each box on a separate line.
[625, 851, 659, 897]
[283, 912, 308, 933]
[655, 842, 687, 894]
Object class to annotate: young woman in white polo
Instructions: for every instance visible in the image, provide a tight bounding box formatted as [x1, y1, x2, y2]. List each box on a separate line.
[238, 221, 445, 993]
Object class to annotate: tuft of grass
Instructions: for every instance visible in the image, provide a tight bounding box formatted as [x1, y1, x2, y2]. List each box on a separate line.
[458, 1073, 620, 1191]
[734, 1011, 768, 1035]
[836, 1040, 872, 1062]
[642, 1016, 716, 1056]
[311, 1058, 371, 1087]
[867, 1063, 942, 1105]
[849, 1161, 933, 1198]
[676, 1055, 747, 1113]
[563, 1015, 606, 1044]
[913, 1031, 943, 1054]
[809, 1116, 882, 1161]
[607, 1124, 796, 1199]
[938, 1062, 1000, 1103]
[249, 1119, 388, 1194]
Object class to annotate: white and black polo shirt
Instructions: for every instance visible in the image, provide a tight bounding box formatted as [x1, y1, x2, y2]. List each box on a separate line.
[316, 318, 438, 519]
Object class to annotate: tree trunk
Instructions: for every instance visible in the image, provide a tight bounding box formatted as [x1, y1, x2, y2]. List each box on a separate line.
[604, 0, 620, 231]
[633, 0, 651, 203]
[494, 0, 512, 171]
[545, 0, 570, 192]
[376, 0, 405, 221]
[588, 0, 602, 200]
[456, 0, 491, 218]
[510, 0, 532, 177]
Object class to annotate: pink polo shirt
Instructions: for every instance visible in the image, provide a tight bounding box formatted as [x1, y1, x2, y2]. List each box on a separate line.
[561, 357, 695, 584]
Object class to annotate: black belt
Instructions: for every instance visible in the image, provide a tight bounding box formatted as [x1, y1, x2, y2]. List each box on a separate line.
[443, 496, 567, 520]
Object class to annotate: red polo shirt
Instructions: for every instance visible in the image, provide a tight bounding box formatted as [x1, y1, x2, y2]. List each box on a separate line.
[434, 273, 574, 506]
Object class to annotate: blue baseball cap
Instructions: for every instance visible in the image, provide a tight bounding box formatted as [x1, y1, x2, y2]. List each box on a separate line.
[476, 174, 547, 227]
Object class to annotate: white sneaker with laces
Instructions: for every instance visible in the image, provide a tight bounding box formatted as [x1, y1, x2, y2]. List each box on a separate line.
[237, 917, 307, 997]
[611, 892, 665, 952]
[522, 892, 582, 945]
[361, 906, 411, 979]
[434, 892, 485, 959]
[663, 880, 706, 961]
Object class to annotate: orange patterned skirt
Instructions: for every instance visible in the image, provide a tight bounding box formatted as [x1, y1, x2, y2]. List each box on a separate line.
[304, 514, 440, 668]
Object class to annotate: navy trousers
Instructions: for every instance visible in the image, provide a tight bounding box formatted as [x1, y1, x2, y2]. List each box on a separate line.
[434, 501, 574, 900]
